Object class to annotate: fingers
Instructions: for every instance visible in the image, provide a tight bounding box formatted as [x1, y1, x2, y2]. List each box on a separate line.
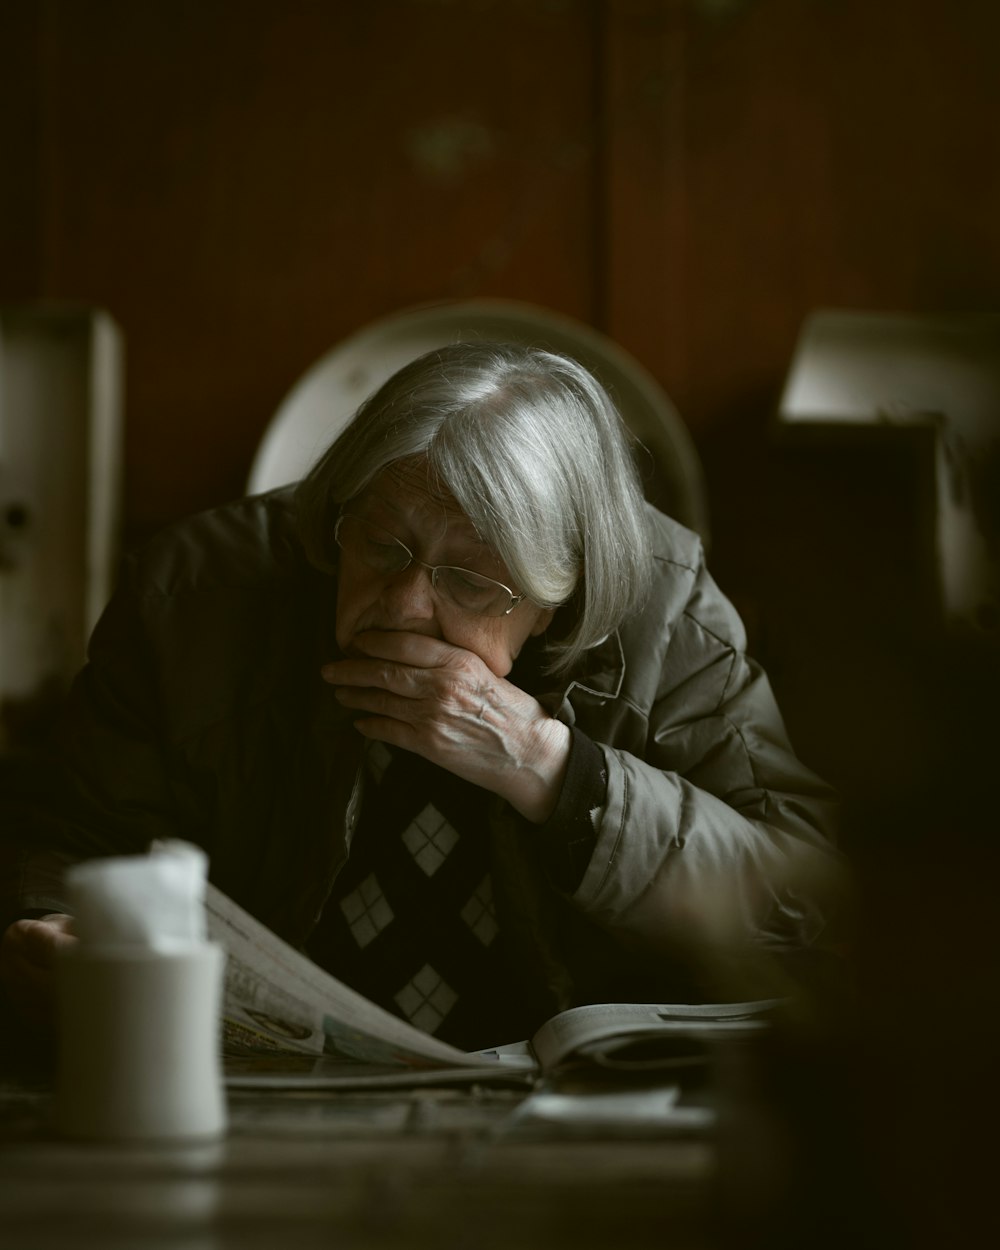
[323, 631, 470, 685]
[16, 914, 77, 968]
[318, 630, 543, 788]
[323, 657, 422, 699]
[324, 652, 478, 705]
[332, 682, 414, 725]
[351, 630, 458, 667]
[0, 914, 77, 1031]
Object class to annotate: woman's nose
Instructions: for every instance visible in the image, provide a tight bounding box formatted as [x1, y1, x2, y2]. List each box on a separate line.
[379, 561, 437, 624]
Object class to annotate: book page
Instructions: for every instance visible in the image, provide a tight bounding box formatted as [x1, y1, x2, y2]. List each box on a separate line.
[205, 881, 485, 1068]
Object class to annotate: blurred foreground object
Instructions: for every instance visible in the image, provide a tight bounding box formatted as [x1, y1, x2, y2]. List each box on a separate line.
[54, 841, 227, 1141]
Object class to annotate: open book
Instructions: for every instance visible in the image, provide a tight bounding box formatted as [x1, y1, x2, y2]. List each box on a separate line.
[207, 881, 782, 1090]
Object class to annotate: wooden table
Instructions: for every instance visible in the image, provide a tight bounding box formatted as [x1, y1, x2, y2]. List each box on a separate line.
[0, 1072, 719, 1250]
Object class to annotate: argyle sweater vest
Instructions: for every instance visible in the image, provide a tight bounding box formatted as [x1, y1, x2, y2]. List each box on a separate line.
[305, 740, 519, 1050]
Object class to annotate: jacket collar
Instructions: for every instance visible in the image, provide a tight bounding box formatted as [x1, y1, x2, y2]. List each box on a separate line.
[539, 630, 625, 723]
[564, 630, 625, 698]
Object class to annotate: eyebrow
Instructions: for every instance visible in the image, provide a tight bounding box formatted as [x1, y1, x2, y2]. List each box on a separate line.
[365, 488, 489, 550]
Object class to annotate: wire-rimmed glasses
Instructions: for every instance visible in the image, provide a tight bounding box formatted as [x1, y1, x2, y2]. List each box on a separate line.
[334, 513, 527, 617]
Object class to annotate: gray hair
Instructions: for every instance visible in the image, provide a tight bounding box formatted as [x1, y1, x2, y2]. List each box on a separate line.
[295, 341, 651, 675]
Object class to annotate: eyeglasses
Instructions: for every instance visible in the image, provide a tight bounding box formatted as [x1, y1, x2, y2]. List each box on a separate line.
[334, 513, 528, 617]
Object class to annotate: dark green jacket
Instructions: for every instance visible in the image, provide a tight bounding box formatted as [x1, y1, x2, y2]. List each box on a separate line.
[3, 488, 845, 1026]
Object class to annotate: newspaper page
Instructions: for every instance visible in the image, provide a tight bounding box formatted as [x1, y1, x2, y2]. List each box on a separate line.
[204, 881, 488, 1069]
[528, 999, 783, 1071]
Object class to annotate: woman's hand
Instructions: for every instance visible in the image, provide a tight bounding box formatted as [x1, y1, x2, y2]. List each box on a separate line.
[321, 630, 570, 823]
[0, 913, 77, 1032]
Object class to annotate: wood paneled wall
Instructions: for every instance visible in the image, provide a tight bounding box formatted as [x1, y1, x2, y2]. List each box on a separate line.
[4, 0, 998, 529]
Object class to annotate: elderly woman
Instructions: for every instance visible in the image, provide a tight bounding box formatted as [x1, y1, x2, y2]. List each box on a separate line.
[0, 343, 842, 1047]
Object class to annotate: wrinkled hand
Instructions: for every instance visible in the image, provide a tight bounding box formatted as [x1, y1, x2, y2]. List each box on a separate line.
[322, 630, 570, 823]
[0, 913, 76, 1032]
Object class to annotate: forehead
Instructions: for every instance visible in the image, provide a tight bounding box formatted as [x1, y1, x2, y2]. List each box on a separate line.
[360, 458, 483, 545]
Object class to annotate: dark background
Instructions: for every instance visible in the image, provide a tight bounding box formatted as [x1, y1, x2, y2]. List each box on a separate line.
[3, 0, 998, 800]
[2, 2, 999, 1241]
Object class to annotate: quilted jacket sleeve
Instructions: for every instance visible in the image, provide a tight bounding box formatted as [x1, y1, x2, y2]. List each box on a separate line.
[567, 516, 847, 982]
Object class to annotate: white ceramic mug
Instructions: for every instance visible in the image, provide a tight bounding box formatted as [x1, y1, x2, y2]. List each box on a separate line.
[54, 943, 227, 1141]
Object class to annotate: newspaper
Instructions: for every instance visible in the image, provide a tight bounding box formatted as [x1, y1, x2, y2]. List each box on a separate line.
[527, 999, 782, 1071]
[205, 881, 485, 1069]
[205, 881, 782, 1084]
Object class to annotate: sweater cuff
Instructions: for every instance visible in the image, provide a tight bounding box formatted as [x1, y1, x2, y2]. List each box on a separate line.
[536, 727, 607, 894]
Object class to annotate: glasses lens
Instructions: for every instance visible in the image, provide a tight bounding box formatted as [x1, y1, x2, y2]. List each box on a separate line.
[435, 567, 512, 616]
[336, 515, 410, 573]
[336, 514, 517, 617]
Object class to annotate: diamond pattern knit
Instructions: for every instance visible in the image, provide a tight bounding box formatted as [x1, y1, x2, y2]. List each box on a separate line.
[305, 743, 517, 1050]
